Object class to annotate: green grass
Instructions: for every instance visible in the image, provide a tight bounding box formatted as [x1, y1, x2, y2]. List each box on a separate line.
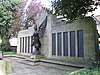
[3, 51, 15, 55]
[63, 67, 100, 75]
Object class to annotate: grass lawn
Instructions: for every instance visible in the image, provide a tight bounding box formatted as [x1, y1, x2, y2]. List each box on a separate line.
[3, 51, 16, 55]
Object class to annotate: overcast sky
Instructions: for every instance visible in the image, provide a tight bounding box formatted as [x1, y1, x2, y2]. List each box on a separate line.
[39, 0, 53, 9]
[87, 6, 100, 16]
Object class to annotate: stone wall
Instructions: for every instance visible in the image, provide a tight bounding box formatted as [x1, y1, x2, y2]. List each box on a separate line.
[41, 16, 98, 65]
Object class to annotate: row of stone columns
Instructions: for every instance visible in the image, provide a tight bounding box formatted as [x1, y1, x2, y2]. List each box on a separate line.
[53, 30, 84, 58]
[19, 36, 33, 54]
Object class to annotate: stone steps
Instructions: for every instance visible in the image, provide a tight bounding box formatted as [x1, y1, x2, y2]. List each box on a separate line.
[4, 55, 85, 68]
[40, 58, 85, 68]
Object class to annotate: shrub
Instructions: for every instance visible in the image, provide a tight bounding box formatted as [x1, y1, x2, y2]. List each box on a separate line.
[63, 67, 100, 75]
[0, 41, 11, 52]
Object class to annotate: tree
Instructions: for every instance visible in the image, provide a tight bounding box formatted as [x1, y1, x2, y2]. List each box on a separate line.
[52, 0, 100, 21]
[0, 0, 21, 39]
[17, 0, 43, 29]
[0, 0, 21, 51]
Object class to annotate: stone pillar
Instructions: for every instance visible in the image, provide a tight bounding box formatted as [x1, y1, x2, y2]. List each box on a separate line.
[75, 30, 78, 58]
[21, 37, 23, 53]
[27, 37, 28, 53]
[0, 60, 12, 75]
[24, 37, 25, 53]
[30, 36, 32, 53]
[56, 33, 57, 57]
[17, 36, 21, 54]
[31, 55, 44, 61]
[62, 32, 64, 57]
[68, 32, 70, 58]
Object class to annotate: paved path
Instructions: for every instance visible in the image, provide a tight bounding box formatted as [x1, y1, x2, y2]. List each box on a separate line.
[4, 57, 79, 75]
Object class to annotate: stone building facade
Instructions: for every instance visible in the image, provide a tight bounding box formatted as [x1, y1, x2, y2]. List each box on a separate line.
[17, 10, 98, 66]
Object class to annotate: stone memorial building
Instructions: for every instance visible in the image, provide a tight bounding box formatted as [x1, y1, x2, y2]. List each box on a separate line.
[17, 10, 98, 67]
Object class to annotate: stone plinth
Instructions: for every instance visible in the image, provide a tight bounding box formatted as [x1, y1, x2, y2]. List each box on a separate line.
[0, 60, 12, 75]
[31, 55, 44, 61]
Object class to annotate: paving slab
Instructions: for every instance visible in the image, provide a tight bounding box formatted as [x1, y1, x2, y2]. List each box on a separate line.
[3, 57, 80, 75]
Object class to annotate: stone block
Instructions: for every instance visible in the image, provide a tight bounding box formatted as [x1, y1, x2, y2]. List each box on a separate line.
[0, 51, 3, 60]
[0, 60, 12, 75]
[31, 55, 44, 61]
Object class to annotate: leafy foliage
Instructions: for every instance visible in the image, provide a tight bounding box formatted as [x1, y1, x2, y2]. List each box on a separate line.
[17, 0, 43, 29]
[63, 68, 100, 75]
[52, 0, 100, 21]
[0, 0, 21, 40]
[0, 0, 21, 51]
[0, 40, 10, 51]
[88, 53, 100, 69]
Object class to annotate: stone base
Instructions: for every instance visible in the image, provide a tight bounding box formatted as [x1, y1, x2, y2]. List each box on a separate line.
[31, 55, 44, 61]
[0, 60, 12, 75]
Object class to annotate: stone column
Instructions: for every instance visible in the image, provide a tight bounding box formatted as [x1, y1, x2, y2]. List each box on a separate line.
[68, 31, 70, 58]
[17, 36, 21, 54]
[56, 33, 58, 57]
[62, 32, 64, 57]
[75, 30, 78, 58]
[30, 36, 32, 53]
[22, 37, 24, 53]
[27, 37, 28, 53]
[24, 37, 25, 53]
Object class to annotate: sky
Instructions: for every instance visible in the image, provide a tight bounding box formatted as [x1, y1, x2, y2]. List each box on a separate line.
[93, 6, 100, 16]
[39, 0, 53, 9]
[88, 6, 100, 16]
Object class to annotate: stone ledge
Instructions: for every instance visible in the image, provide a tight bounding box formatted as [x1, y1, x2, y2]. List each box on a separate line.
[30, 55, 44, 62]
[40, 58, 85, 68]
